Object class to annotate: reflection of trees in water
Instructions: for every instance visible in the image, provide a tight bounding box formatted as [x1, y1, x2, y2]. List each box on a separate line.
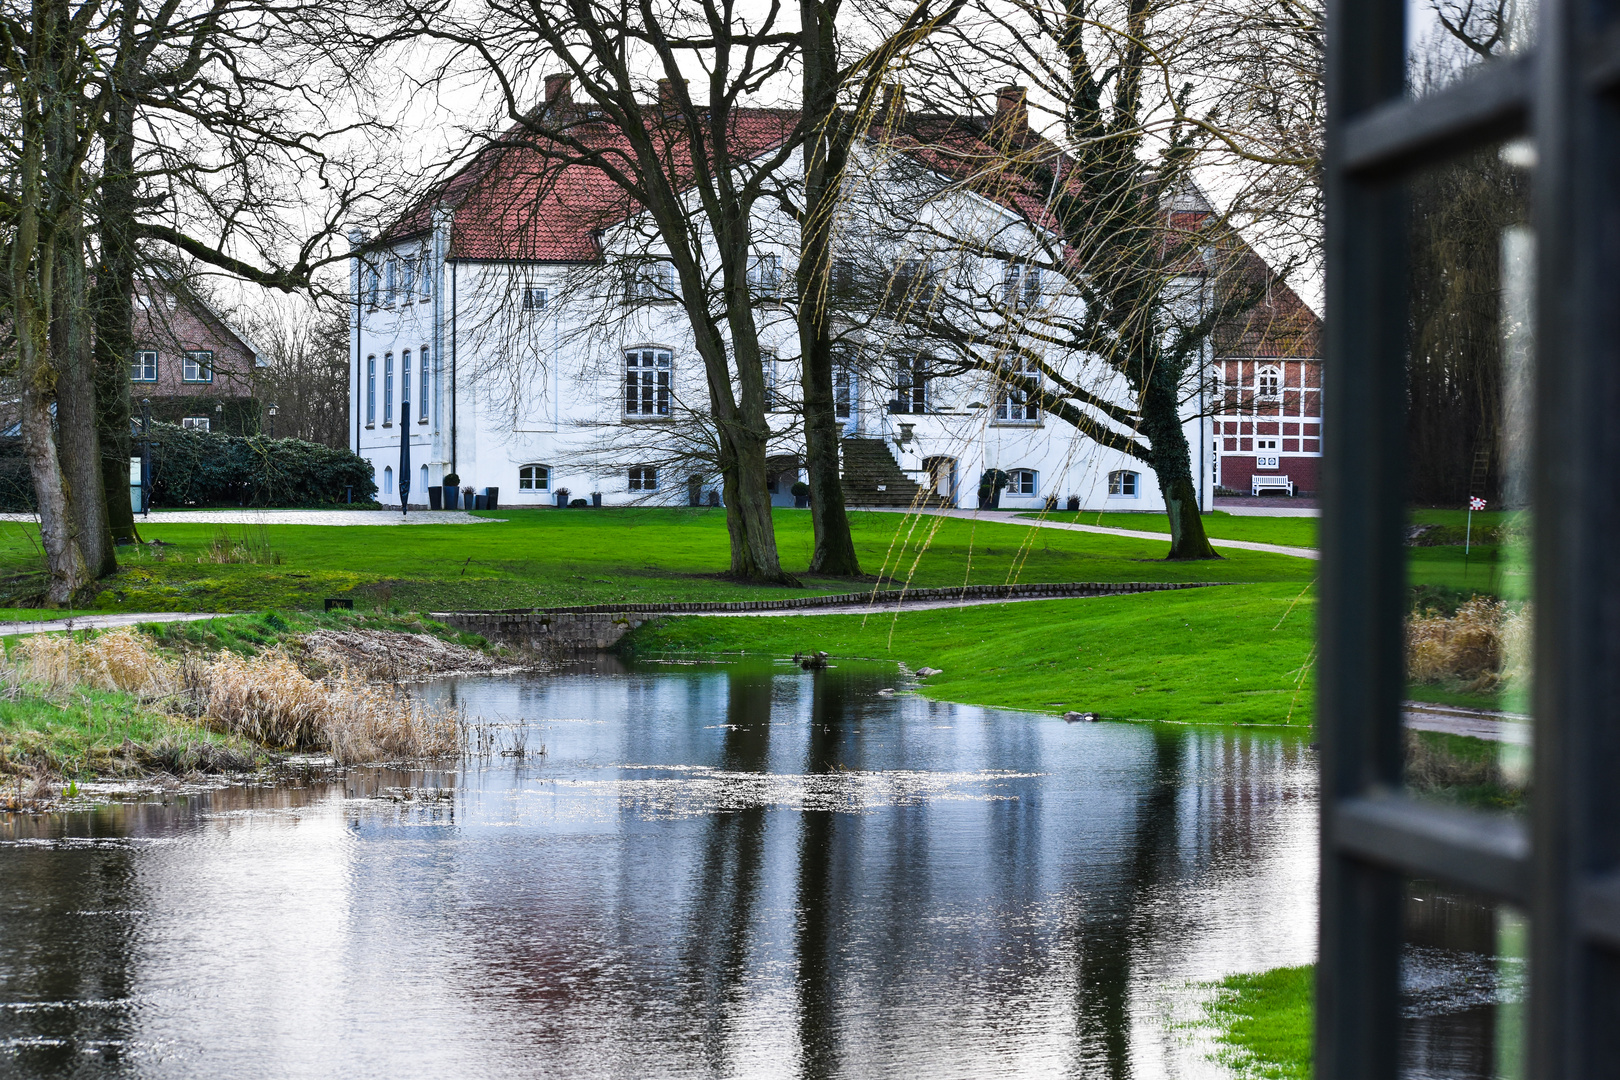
[795, 667, 849, 1080]
[0, 807, 143, 1072]
[677, 669, 774, 1070]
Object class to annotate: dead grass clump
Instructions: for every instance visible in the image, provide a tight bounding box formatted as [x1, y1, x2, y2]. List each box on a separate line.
[1407, 597, 1526, 688]
[198, 525, 281, 565]
[321, 668, 462, 765]
[301, 629, 497, 682]
[200, 650, 329, 749]
[10, 629, 175, 697]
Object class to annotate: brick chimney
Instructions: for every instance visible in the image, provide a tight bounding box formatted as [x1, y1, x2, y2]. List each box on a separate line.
[881, 83, 907, 125]
[544, 72, 571, 106]
[658, 77, 687, 109]
[994, 85, 1028, 136]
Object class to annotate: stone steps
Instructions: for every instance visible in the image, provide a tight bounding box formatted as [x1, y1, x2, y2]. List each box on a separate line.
[839, 437, 944, 508]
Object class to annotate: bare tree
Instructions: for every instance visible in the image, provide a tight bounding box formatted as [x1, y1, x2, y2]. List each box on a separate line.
[252, 302, 352, 446]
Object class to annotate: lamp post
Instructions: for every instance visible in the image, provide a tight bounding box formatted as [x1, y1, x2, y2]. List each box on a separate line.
[214, 401, 223, 433]
[267, 404, 278, 439]
[140, 398, 151, 518]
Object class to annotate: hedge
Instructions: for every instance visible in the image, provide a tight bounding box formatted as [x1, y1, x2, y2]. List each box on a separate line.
[144, 423, 377, 507]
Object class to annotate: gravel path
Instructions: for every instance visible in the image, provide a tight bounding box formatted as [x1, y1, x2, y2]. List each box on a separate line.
[0, 611, 226, 636]
[859, 506, 1319, 560]
[0, 509, 502, 526]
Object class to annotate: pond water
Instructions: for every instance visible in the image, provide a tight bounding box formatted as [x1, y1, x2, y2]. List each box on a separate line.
[0, 660, 1503, 1078]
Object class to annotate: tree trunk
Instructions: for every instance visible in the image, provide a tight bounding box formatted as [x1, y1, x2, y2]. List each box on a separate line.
[53, 215, 116, 577]
[1141, 375, 1218, 560]
[795, 0, 861, 576]
[93, 90, 139, 545]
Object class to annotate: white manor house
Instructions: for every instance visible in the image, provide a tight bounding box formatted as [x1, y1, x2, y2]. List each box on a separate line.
[349, 83, 1320, 511]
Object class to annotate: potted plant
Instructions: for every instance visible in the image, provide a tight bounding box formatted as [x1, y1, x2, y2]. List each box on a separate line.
[554, 487, 570, 509]
[791, 480, 810, 509]
[978, 469, 1009, 510]
[442, 472, 461, 510]
[1066, 495, 1080, 512]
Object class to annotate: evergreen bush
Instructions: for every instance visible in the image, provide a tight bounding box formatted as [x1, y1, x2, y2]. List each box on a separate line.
[144, 422, 376, 507]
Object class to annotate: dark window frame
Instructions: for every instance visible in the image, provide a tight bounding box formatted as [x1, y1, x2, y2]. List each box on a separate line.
[181, 349, 214, 383]
[1321, 3, 1620, 1077]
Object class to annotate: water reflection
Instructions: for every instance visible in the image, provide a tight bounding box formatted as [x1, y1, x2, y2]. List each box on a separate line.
[1, 661, 1326, 1078]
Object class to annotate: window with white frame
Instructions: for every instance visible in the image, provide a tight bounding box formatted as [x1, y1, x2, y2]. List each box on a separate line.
[521, 286, 547, 311]
[624, 347, 673, 417]
[1002, 260, 1042, 309]
[366, 356, 376, 424]
[401, 254, 416, 297]
[748, 252, 782, 297]
[897, 356, 928, 413]
[624, 261, 675, 303]
[628, 466, 658, 491]
[994, 361, 1040, 421]
[181, 417, 210, 433]
[519, 464, 551, 491]
[385, 257, 397, 305]
[1008, 469, 1037, 496]
[1257, 365, 1281, 399]
[182, 350, 214, 383]
[365, 262, 380, 307]
[888, 259, 933, 309]
[761, 349, 784, 411]
[834, 353, 855, 419]
[402, 350, 411, 413]
[384, 354, 394, 423]
[419, 347, 429, 421]
[1108, 470, 1139, 497]
[419, 253, 432, 299]
[131, 350, 157, 382]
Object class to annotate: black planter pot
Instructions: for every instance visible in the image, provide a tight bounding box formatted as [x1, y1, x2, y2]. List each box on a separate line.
[794, 495, 809, 509]
[555, 492, 569, 508]
[473, 493, 488, 510]
[483, 487, 499, 511]
[428, 487, 442, 510]
[592, 492, 603, 507]
[442, 485, 458, 510]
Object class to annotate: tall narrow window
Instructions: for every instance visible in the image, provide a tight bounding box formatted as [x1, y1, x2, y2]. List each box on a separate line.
[384, 258, 397, 305]
[383, 466, 393, 494]
[365, 262, 380, 307]
[995, 361, 1040, 422]
[624, 348, 673, 416]
[761, 349, 781, 411]
[401, 255, 416, 297]
[401, 350, 411, 415]
[419, 347, 430, 421]
[366, 356, 376, 424]
[182, 350, 214, 383]
[419, 253, 432, 299]
[897, 356, 927, 413]
[830, 258, 858, 297]
[748, 252, 782, 297]
[131, 350, 157, 382]
[834, 357, 854, 419]
[384, 354, 394, 424]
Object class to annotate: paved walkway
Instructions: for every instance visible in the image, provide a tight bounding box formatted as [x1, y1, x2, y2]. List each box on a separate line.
[0, 611, 227, 636]
[1404, 702, 1531, 745]
[861, 507, 1319, 560]
[0, 509, 502, 526]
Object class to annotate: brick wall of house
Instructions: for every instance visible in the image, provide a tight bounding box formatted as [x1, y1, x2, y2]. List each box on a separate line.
[130, 285, 259, 400]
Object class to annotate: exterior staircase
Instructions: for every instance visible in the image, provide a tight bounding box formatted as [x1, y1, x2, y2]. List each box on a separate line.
[840, 437, 939, 508]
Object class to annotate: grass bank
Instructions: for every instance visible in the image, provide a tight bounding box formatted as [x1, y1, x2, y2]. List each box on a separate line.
[0, 509, 1313, 614]
[622, 582, 1317, 726]
[1204, 965, 1313, 1079]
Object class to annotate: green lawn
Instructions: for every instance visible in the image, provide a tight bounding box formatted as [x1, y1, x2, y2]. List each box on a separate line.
[0, 508, 1314, 614]
[1204, 965, 1314, 1079]
[1026, 510, 1320, 549]
[622, 581, 1317, 726]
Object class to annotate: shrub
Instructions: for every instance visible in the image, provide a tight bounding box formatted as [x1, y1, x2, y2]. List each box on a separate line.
[791, 481, 810, 497]
[145, 422, 376, 507]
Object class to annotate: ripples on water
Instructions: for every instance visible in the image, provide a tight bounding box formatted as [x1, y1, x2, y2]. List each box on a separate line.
[0, 659, 1499, 1078]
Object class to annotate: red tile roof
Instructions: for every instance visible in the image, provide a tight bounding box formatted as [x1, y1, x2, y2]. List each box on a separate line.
[387, 106, 798, 261]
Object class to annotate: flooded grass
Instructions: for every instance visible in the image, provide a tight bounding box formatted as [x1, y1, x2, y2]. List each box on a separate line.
[1204, 965, 1313, 1080]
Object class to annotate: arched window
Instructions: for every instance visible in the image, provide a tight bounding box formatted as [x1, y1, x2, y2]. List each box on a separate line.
[383, 466, 393, 494]
[419, 465, 429, 494]
[624, 347, 672, 416]
[1257, 365, 1281, 399]
[1108, 470, 1139, 497]
[1009, 469, 1038, 496]
[519, 465, 550, 491]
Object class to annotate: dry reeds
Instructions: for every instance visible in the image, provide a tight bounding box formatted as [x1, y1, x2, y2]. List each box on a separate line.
[1406, 597, 1531, 689]
[8, 629, 462, 766]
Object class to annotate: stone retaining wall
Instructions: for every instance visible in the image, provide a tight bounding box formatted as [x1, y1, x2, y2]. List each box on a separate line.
[432, 581, 1221, 653]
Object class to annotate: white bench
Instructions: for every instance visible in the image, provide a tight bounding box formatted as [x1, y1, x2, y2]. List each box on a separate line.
[1252, 475, 1295, 497]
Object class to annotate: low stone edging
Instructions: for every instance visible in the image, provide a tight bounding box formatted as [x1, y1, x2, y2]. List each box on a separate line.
[431, 581, 1224, 652]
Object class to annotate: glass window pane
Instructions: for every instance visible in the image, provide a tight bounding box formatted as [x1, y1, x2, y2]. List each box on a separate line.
[1406, 0, 1538, 101]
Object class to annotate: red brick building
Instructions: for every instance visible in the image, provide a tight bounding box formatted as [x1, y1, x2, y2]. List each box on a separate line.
[130, 282, 265, 434]
[1211, 279, 1323, 497]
